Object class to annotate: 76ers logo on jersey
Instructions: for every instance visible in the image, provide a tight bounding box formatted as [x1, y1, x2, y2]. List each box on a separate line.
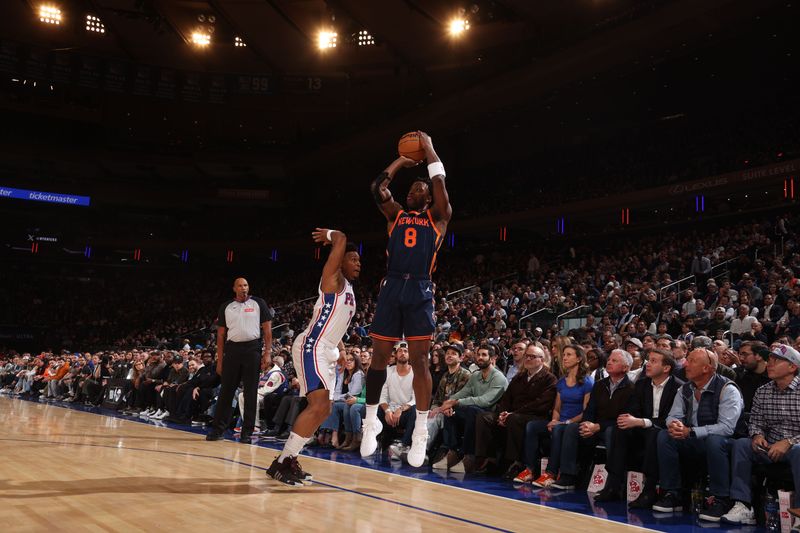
[344, 293, 355, 306]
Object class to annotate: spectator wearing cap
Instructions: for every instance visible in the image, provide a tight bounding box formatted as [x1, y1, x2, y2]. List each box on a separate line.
[437, 345, 508, 472]
[653, 347, 745, 520]
[429, 344, 472, 465]
[704, 281, 720, 310]
[706, 307, 731, 339]
[625, 337, 645, 382]
[721, 344, 800, 526]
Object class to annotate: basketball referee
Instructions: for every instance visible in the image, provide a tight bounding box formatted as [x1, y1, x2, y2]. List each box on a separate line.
[206, 277, 274, 442]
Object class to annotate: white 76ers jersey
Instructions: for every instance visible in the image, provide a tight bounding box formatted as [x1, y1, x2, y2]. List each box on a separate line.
[299, 279, 356, 349]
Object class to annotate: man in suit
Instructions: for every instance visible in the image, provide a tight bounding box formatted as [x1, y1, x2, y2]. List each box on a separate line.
[594, 348, 684, 506]
[757, 293, 783, 340]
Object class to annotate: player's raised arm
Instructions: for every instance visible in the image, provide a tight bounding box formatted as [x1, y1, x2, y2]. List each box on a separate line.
[312, 228, 347, 293]
[418, 131, 452, 224]
[371, 156, 417, 222]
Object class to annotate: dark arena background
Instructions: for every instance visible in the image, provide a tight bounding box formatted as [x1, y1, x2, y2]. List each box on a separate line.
[1, 1, 798, 532]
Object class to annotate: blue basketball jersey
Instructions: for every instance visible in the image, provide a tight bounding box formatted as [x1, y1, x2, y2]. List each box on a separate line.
[386, 209, 443, 277]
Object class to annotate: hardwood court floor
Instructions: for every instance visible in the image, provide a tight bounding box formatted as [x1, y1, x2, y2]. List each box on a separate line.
[0, 397, 651, 532]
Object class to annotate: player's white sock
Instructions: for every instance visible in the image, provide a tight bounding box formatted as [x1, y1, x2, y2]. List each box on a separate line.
[413, 410, 429, 436]
[278, 432, 306, 463]
[365, 404, 378, 422]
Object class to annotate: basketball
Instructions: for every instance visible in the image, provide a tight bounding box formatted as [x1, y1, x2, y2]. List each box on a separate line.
[398, 131, 426, 161]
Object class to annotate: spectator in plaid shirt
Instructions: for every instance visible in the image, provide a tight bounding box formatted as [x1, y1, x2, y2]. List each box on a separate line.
[721, 344, 800, 525]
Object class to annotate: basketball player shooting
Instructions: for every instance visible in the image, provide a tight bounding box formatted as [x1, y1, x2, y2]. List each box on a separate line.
[362, 131, 452, 467]
[266, 228, 361, 486]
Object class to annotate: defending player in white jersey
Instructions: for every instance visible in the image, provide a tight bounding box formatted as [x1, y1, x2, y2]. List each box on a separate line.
[266, 228, 361, 485]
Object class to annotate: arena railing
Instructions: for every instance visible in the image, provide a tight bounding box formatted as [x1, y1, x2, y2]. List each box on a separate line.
[518, 307, 554, 333]
[557, 305, 591, 335]
[659, 275, 696, 303]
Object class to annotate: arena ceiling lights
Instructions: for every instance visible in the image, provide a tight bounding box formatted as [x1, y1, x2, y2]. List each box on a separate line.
[448, 18, 470, 36]
[38, 4, 62, 25]
[85, 14, 105, 34]
[317, 30, 338, 50]
[191, 31, 211, 47]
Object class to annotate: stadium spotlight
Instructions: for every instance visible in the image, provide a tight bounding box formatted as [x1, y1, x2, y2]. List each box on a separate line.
[317, 30, 338, 50]
[86, 14, 105, 33]
[357, 30, 374, 46]
[191, 31, 211, 47]
[448, 18, 470, 36]
[39, 5, 62, 25]
[234, 36, 246, 47]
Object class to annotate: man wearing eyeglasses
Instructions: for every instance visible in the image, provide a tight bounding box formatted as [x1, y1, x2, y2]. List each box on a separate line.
[721, 344, 800, 526]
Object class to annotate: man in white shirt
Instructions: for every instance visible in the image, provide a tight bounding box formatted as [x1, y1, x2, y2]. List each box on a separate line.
[595, 348, 685, 506]
[730, 304, 757, 338]
[381, 342, 416, 458]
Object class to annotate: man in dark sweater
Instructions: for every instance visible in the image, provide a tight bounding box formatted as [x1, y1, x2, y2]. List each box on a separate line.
[551, 349, 635, 489]
[594, 348, 684, 506]
[474, 344, 557, 479]
[734, 341, 771, 417]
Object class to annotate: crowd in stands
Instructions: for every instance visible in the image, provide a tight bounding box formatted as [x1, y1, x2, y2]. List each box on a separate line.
[1, 208, 799, 527]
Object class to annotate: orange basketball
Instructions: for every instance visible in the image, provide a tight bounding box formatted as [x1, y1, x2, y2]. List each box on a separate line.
[398, 132, 426, 161]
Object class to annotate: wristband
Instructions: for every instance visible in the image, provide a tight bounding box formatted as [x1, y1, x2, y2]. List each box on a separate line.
[326, 230, 334, 241]
[428, 162, 445, 178]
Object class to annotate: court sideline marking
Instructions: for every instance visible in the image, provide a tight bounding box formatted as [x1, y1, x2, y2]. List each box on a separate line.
[2, 398, 654, 532]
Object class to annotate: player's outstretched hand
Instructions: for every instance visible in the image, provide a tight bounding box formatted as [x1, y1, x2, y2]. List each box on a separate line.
[312, 228, 334, 245]
[417, 131, 435, 156]
[396, 155, 420, 168]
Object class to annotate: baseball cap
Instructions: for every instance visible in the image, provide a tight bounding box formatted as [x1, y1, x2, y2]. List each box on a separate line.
[770, 344, 800, 367]
[715, 307, 726, 313]
[624, 337, 643, 349]
[534, 327, 543, 334]
[394, 341, 408, 350]
[444, 343, 463, 356]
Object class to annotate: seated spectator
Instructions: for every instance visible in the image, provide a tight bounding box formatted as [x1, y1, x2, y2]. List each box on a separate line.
[475, 344, 556, 480]
[547, 349, 635, 489]
[429, 348, 447, 395]
[594, 348, 684, 506]
[379, 344, 416, 459]
[722, 344, 800, 526]
[234, 362, 287, 434]
[340, 351, 371, 452]
[531, 344, 594, 488]
[135, 352, 167, 416]
[428, 345, 471, 464]
[734, 341, 771, 418]
[147, 355, 188, 420]
[653, 347, 744, 521]
[165, 352, 219, 424]
[319, 354, 363, 449]
[437, 346, 509, 472]
[504, 340, 528, 381]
